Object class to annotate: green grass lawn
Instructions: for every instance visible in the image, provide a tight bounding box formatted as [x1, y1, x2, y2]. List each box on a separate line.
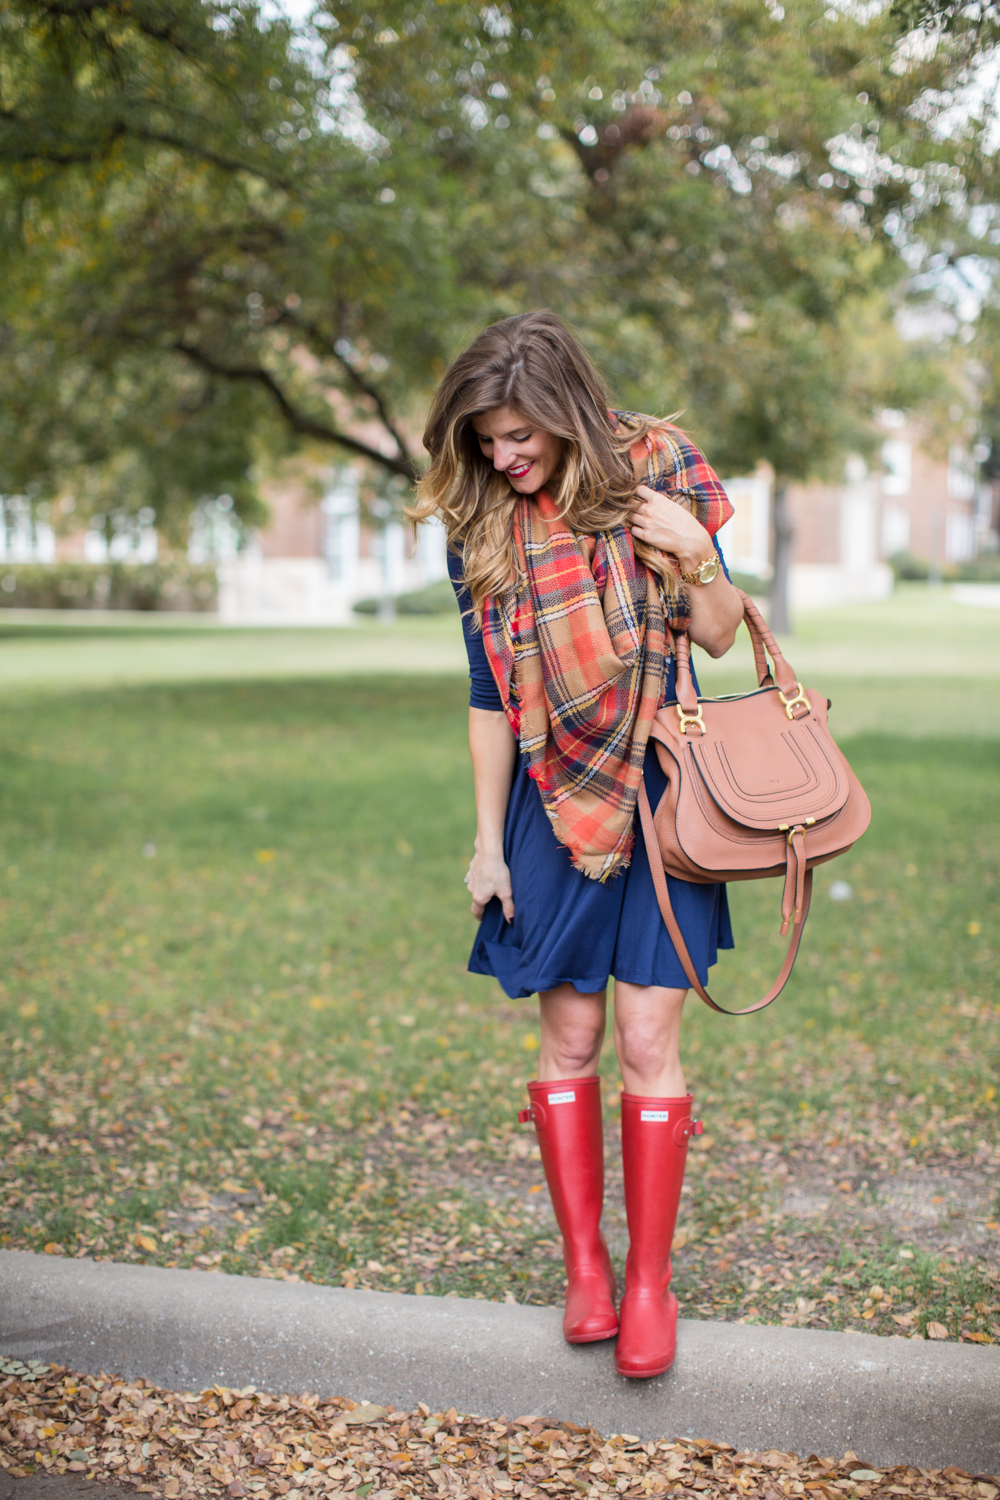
[0, 586, 997, 1347]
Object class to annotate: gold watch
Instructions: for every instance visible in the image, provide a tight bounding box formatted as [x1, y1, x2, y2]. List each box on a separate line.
[678, 554, 721, 586]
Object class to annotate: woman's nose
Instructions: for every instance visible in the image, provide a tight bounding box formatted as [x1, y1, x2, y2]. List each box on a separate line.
[492, 441, 514, 471]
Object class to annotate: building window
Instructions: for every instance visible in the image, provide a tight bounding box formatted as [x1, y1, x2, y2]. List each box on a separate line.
[880, 440, 911, 497]
[715, 473, 771, 578]
[947, 446, 976, 502]
[321, 469, 360, 585]
[945, 510, 975, 562]
[189, 496, 241, 563]
[881, 506, 911, 557]
[85, 508, 158, 563]
[0, 498, 56, 562]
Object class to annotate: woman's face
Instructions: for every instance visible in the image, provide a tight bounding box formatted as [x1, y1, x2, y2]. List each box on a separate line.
[471, 405, 564, 495]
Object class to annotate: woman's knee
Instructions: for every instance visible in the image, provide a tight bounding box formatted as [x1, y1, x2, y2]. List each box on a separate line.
[613, 987, 685, 1077]
[614, 1018, 670, 1077]
[539, 989, 605, 1074]
[544, 1025, 603, 1074]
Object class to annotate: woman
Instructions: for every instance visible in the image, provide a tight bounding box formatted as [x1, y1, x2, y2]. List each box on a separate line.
[410, 310, 743, 1379]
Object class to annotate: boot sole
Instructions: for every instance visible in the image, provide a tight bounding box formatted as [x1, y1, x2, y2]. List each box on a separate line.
[614, 1354, 674, 1378]
[565, 1324, 619, 1344]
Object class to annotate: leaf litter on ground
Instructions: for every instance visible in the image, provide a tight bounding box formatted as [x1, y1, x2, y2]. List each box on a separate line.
[0, 685, 997, 1344]
[0, 1364, 997, 1498]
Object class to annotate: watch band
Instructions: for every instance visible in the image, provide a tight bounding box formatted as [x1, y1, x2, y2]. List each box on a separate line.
[678, 554, 721, 586]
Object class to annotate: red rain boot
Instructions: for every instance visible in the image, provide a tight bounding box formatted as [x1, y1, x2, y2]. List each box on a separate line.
[615, 1091, 702, 1378]
[518, 1075, 618, 1344]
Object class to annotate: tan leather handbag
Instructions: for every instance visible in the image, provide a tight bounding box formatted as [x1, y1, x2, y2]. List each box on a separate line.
[638, 591, 871, 1014]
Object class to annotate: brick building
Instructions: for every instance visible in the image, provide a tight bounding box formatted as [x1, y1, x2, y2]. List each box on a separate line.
[0, 411, 990, 620]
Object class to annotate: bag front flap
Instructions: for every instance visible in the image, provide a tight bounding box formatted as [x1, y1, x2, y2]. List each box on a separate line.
[652, 686, 850, 831]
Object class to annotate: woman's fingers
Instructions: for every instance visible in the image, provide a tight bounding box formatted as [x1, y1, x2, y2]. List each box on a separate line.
[465, 852, 514, 923]
[469, 891, 514, 921]
[631, 490, 711, 563]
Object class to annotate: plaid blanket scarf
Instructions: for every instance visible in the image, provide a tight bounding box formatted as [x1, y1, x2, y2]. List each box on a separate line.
[481, 414, 733, 881]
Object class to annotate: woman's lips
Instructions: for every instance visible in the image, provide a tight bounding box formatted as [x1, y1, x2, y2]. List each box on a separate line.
[508, 462, 533, 478]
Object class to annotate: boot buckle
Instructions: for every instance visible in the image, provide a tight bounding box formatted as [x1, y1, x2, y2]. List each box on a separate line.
[517, 1106, 535, 1124]
[674, 1116, 703, 1145]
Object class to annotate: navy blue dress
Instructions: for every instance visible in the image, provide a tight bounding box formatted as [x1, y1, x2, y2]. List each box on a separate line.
[450, 548, 734, 999]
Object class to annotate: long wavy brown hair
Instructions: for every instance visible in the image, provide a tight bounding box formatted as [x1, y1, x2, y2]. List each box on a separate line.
[408, 310, 681, 623]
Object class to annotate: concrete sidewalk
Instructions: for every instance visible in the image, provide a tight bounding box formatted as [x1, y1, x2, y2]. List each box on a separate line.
[1, 1250, 997, 1473]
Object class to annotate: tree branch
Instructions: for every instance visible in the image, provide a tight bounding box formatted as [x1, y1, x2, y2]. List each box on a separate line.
[280, 311, 415, 470]
[171, 341, 421, 481]
[0, 110, 296, 191]
[132, 126, 295, 189]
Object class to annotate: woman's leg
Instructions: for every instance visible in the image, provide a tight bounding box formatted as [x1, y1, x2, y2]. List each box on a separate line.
[612, 980, 699, 1378]
[538, 982, 606, 1080]
[612, 980, 686, 1095]
[522, 984, 617, 1343]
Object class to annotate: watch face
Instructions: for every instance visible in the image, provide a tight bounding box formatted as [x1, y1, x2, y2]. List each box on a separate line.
[699, 556, 720, 582]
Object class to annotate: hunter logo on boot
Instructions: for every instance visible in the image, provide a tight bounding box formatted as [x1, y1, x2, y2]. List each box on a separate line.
[548, 1090, 576, 1104]
[640, 1109, 671, 1122]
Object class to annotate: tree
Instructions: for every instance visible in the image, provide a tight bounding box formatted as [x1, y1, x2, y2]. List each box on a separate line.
[0, 0, 479, 533]
[1, 0, 994, 574]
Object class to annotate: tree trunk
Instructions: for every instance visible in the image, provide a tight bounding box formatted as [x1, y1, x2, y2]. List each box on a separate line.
[770, 478, 794, 635]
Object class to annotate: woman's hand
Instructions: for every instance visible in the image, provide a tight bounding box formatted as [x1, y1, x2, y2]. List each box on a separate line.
[630, 484, 743, 659]
[629, 483, 716, 574]
[465, 846, 514, 922]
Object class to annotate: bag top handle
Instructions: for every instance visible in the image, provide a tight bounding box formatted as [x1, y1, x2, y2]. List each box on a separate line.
[673, 589, 798, 710]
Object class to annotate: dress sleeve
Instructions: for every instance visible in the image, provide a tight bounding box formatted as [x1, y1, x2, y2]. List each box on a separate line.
[448, 546, 505, 713]
[712, 532, 732, 582]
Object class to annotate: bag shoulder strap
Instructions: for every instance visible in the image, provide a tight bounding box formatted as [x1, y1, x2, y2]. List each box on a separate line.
[637, 780, 811, 1016]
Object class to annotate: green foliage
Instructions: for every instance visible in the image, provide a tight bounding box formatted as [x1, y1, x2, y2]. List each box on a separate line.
[727, 569, 771, 597]
[397, 578, 460, 615]
[887, 550, 1000, 583]
[888, 549, 932, 582]
[0, 0, 992, 544]
[0, 560, 218, 610]
[956, 553, 1000, 582]
[353, 578, 459, 616]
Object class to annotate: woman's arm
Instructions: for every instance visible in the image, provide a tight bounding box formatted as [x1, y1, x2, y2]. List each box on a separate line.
[629, 483, 743, 658]
[466, 706, 517, 921]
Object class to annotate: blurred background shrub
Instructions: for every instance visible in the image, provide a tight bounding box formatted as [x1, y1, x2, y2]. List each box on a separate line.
[0, 562, 218, 612]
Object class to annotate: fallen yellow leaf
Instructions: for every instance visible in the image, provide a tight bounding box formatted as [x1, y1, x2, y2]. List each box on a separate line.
[134, 1234, 158, 1253]
[254, 849, 276, 863]
[926, 1321, 949, 1340]
[43, 1242, 65, 1255]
